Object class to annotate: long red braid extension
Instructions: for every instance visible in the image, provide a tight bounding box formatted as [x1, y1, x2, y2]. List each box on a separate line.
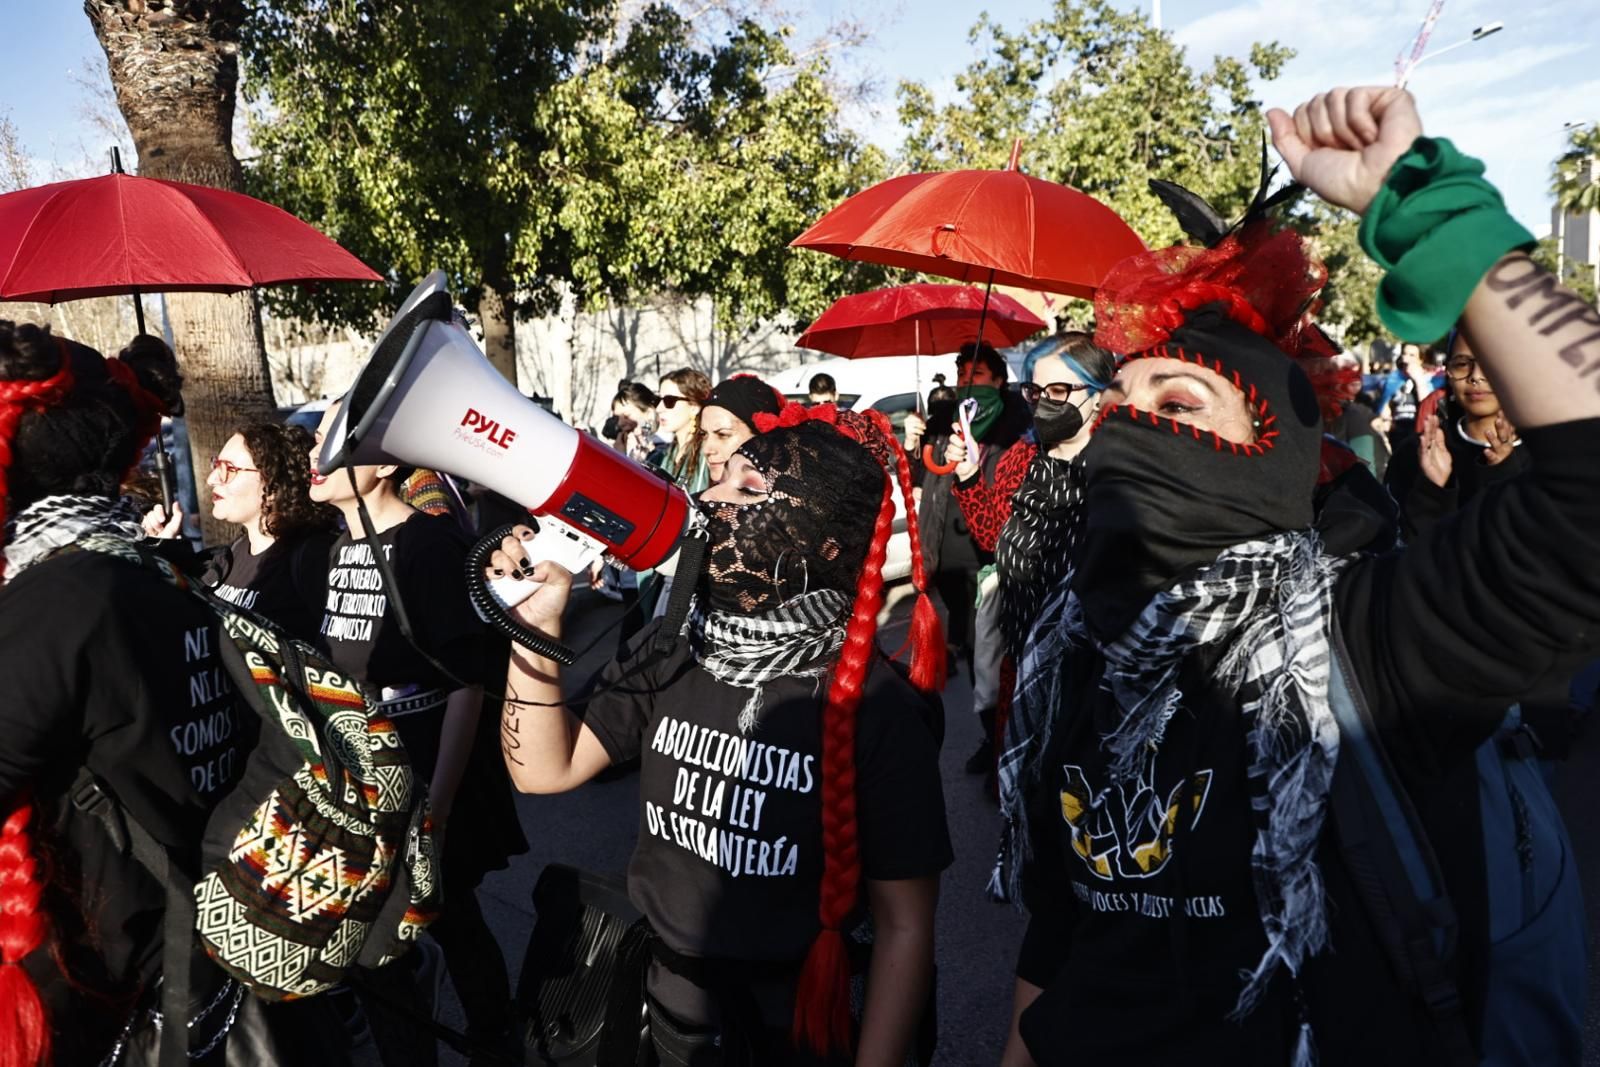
[0, 803, 52, 1067]
[792, 470, 895, 1056]
[0, 343, 75, 536]
[888, 437, 946, 694]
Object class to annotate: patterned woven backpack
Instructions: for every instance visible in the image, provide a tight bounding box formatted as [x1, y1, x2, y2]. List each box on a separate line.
[79, 535, 442, 999]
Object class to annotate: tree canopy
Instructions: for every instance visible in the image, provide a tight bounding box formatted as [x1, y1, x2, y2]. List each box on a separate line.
[896, 0, 1291, 249]
[241, 0, 883, 378]
[892, 0, 1398, 343]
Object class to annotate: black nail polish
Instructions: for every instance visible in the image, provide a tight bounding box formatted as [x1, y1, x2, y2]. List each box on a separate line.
[511, 568, 524, 580]
[491, 568, 504, 577]
[519, 557, 532, 570]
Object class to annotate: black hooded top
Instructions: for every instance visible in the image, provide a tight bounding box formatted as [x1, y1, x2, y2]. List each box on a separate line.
[1016, 302, 1600, 1064]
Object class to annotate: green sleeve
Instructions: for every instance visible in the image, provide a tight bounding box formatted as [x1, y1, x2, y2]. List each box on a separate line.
[1358, 137, 1535, 342]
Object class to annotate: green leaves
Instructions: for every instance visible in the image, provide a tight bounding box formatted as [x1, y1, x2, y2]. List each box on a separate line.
[893, 0, 1420, 340]
[240, 0, 878, 340]
[900, 1, 1264, 260]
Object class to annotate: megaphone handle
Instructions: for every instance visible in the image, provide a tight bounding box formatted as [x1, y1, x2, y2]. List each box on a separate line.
[467, 520, 610, 665]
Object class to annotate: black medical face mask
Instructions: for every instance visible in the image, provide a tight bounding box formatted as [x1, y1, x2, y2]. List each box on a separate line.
[1031, 395, 1085, 448]
[601, 414, 622, 439]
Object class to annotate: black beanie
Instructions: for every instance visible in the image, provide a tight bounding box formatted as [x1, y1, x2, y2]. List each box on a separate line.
[705, 374, 783, 431]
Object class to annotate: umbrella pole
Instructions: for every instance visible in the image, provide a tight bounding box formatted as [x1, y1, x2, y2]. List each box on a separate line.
[975, 269, 995, 349]
[915, 320, 924, 417]
[132, 288, 146, 335]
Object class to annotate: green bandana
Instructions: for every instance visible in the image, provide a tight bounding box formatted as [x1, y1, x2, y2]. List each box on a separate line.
[1358, 136, 1535, 342]
[959, 385, 1004, 441]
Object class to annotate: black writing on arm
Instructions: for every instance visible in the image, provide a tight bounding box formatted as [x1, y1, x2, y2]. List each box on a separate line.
[501, 680, 526, 767]
[1483, 256, 1600, 379]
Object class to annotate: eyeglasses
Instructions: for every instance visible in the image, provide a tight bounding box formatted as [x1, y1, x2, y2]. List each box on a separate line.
[210, 458, 259, 483]
[1444, 357, 1482, 381]
[658, 395, 693, 409]
[1020, 382, 1093, 405]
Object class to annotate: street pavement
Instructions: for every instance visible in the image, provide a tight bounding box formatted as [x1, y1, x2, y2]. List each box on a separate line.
[439, 584, 1025, 1065]
[441, 585, 1600, 1065]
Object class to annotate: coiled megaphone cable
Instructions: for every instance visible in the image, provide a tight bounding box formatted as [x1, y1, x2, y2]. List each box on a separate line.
[464, 522, 577, 665]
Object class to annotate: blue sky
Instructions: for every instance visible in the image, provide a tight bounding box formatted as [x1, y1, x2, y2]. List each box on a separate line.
[4, 0, 1595, 235]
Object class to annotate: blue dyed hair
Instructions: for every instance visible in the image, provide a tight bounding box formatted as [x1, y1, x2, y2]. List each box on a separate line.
[1021, 332, 1114, 393]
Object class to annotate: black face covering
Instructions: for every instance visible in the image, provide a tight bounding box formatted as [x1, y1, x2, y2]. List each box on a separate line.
[697, 422, 884, 615]
[1030, 395, 1085, 448]
[601, 414, 623, 440]
[1073, 307, 1324, 640]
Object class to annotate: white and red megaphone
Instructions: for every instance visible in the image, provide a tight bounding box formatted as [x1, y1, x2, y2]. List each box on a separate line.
[317, 272, 690, 606]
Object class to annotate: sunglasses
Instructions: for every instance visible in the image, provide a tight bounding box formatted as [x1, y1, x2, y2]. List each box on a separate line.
[210, 458, 259, 484]
[1020, 382, 1093, 405]
[658, 395, 695, 409]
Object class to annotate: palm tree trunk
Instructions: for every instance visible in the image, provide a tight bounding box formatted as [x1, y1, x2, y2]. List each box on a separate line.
[86, 0, 276, 545]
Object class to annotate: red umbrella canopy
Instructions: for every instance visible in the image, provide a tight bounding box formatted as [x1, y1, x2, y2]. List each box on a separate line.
[0, 172, 380, 302]
[790, 168, 1145, 300]
[797, 283, 1047, 358]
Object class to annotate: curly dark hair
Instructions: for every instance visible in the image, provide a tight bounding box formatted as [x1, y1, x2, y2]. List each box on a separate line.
[235, 422, 338, 539]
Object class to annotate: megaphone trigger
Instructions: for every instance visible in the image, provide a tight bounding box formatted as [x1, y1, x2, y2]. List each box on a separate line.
[481, 519, 607, 611]
[466, 524, 580, 665]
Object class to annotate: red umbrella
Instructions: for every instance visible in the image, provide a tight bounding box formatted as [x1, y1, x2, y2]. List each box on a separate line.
[796, 283, 1046, 358]
[790, 144, 1144, 300]
[0, 159, 380, 332]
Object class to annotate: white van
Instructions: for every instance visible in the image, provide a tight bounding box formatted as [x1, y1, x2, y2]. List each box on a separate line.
[763, 355, 966, 583]
[764, 354, 958, 438]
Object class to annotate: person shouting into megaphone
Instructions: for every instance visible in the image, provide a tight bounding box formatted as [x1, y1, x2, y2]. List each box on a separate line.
[307, 400, 526, 1062]
[489, 405, 952, 1067]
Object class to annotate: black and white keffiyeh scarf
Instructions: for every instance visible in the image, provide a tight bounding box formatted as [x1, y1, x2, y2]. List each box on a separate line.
[993, 530, 1348, 1036]
[4, 493, 147, 576]
[994, 450, 1086, 659]
[685, 588, 851, 733]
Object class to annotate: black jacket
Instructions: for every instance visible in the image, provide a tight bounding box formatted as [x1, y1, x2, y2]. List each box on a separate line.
[1384, 413, 1531, 543]
[0, 547, 254, 1062]
[1017, 418, 1600, 1065]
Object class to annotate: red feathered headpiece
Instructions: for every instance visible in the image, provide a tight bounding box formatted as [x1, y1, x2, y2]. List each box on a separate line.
[1092, 222, 1366, 427]
[1094, 224, 1325, 356]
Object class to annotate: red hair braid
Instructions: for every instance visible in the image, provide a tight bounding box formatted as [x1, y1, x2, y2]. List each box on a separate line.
[0, 803, 52, 1067]
[0, 342, 75, 543]
[792, 469, 895, 1056]
[888, 436, 946, 693]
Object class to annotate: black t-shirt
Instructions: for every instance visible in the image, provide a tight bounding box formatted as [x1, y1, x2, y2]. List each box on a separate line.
[206, 532, 332, 641]
[1385, 415, 1532, 544]
[320, 511, 486, 780]
[0, 548, 250, 1059]
[582, 623, 953, 1025]
[320, 511, 484, 692]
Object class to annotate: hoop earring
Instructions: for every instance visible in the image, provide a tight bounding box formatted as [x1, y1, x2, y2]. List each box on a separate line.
[773, 550, 810, 602]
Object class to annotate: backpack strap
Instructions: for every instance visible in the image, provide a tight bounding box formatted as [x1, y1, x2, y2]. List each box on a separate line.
[1326, 628, 1480, 1066]
[69, 769, 193, 1067]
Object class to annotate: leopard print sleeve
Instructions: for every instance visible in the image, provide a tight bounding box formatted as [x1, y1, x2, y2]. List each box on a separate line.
[952, 440, 1037, 553]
